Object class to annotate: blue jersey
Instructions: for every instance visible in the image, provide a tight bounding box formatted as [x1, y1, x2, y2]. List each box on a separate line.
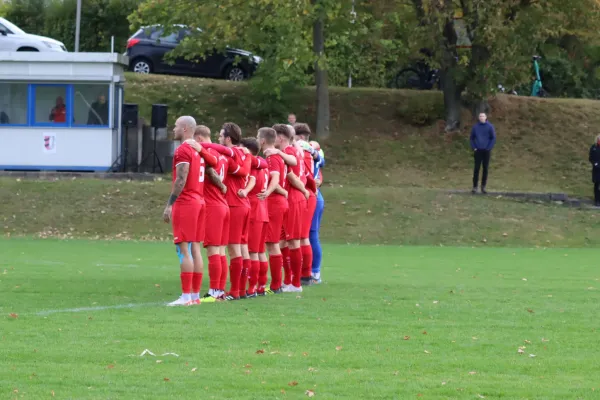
[313, 150, 325, 180]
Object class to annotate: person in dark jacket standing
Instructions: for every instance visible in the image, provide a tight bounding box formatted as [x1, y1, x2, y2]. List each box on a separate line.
[588, 135, 600, 206]
[470, 112, 496, 194]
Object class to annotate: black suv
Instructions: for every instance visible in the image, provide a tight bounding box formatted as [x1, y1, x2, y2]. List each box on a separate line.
[125, 25, 261, 81]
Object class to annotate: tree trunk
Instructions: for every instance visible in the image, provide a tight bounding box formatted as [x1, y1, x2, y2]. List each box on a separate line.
[312, 0, 330, 138]
[441, 68, 462, 132]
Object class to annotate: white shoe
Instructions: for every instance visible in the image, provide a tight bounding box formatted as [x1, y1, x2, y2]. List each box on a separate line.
[282, 285, 302, 293]
[167, 296, 192, 307]
[281, 284, 291, 291]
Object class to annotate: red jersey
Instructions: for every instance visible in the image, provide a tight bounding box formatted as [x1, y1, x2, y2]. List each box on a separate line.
[203, 148, 228, 207]
[266, 153, 288, 204]
[225, 146, 252, 208]
[172, 143, 205, 205]
[249, 167, 269, 222]
[284, 145, 306, 203]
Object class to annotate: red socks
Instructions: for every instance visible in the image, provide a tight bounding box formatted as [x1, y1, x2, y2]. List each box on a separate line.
[228, 257, 243, 298]
[219, 255, 228, 291]
[301, 245, 313, 278]
[269, 254, 283, 291]
[208, 255, 221, 291]
[180, 272, 193, 294]
[281, 246, 292, 285]
[258, 260, 269, 291]
[239, 259, 251, 297]
[290, 248, 302, 288]
[248, 260, 260, 294]
[192, 272, 203, 294]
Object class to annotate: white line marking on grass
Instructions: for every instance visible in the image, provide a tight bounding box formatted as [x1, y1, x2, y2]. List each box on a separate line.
[36, 302, 164, 316]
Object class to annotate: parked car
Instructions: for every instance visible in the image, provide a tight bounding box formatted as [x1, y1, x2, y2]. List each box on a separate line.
[0, 17, 67, 52]
[125, 25, 262, 81]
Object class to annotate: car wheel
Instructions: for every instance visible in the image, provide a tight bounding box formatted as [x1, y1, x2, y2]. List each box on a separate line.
[17, 47, 39, 52]
[225, 65, 246, 81]
[132, 58, 153, 74]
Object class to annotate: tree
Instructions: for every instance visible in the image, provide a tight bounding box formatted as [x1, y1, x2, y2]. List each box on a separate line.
[130, 0, 337, 135]
[399, 0, 600, 131]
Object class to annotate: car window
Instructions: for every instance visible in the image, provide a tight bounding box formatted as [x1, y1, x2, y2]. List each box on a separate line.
[149, 29, 179, 44]
[0, 23, 9, 33]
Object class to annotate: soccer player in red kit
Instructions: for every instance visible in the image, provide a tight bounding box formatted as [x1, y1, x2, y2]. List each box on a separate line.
[162, 116, 217, 306]
[187, 126, 229, 302]
[217, 122, 252, 300]
[294, 123, 319, 285]
[257, 127, 288, 294]
[239, 137, 269, 297]
[270, 124, 309, 293]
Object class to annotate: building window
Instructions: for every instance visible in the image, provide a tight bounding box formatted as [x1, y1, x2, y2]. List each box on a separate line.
[34, 85, 69, 125]
[0, 83, 28, 125]
[72, 84, 110, 127]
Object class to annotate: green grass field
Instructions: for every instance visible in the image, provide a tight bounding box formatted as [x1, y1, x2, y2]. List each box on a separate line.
[2, 238, 600, 399]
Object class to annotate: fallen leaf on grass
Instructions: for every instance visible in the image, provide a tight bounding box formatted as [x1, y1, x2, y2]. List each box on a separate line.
[191, 368, 197, 372]
[155, 284, 160, 288]
[527, 309, 535, 313]
[262, 341, 270, 345]
[303, 352, 309, 356]
[308, 367, 317, 372]
[270, 351, 280, 355]
[296, 296, 302, 299]
[244, 370, 251, 374]
[305, 390, 315, 397]
[529, 354, 536, 358]
[256, 349, 265, 354]
[472, 337, 478, 340]
[245, 364, 252, 368]
[422, 331, 427, 335]
[477, 395, 486, 399]
[403, 336, 410, 340]
[164, 377, 170, 382]
[441, 382, 447, 385]
[107, 365, 115, 369]
[335, 346, 342, 351]
[51, 390, 55, 397]
[468, 371, 477, 375]
[156, 360, 163, 363]
[424, 350, 431, 354]
[288, 381, 299, 386]
[9, 313, 18, 319]
[542, 338, 550, 342]
[433, 300, 439, 304]
[518, 347, 525, 354]
[322, 298, 326, 301]
[522, 278, 527, 281]
[393, 371, 399, 376]
[524, 340, 532, 344]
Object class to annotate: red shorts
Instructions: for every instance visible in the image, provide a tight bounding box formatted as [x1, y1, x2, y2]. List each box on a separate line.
[229, 206, 250, 245]
[302, 193, 317, 239]
[204, 205, 230, 247]
[284, 199, 306, 241]
[248, 219, 267, 253]
[172, 201, 205, 244]
[266, 199, 288, 244]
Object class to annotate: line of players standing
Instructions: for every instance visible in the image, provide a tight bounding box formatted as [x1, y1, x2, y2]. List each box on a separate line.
[163, 115, 325, 306]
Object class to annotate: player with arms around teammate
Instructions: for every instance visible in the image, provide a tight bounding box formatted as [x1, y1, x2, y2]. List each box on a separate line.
[186, 126, 229, 302]
[293, 123, 320, 285]
[256, 127, 288, 294]
[270, 124, 309, 293]
[163, 116, 217, 306]
[239, 137, 270, 297]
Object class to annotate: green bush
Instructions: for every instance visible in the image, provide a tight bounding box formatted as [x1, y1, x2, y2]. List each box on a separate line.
[396, 93, 444, 126]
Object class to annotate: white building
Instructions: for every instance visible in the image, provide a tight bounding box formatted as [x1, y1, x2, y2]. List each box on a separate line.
[0, 52, 128, 171]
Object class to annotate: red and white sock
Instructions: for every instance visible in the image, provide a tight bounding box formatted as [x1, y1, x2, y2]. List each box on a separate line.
[219, 255, 228, 294]
[191, 272, 203, 300]
[239, 259, 251, 297]
[208, 254, 221, 295]
[248, 260, 260, 294]
[301, 245, 313, 278]
[269, 254, 283, 291]
[180, 272, 193, 302]
[290, 248, 302, 288]
[281, 246, 292, 285]
[228, 257, 243, 298]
